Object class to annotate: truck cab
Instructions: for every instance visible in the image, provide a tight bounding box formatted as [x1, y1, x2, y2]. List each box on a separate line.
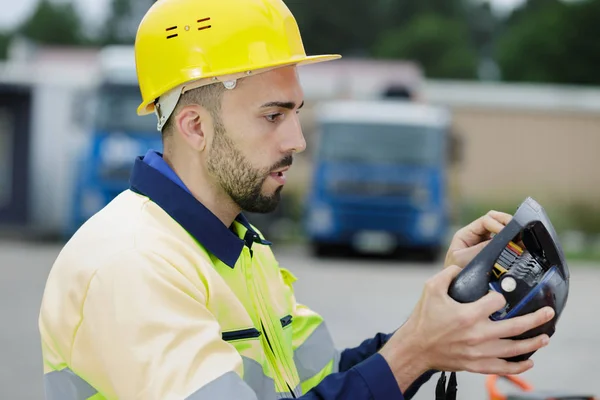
[67, 46, 162, 238]
[305, 99, 455, 260]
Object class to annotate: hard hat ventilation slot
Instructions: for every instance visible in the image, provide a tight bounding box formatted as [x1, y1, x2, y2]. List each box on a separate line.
[166, 26, 178, 39]
[197, 17, 212, 31]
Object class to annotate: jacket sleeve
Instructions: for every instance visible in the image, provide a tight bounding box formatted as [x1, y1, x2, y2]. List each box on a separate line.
[294, 352, 406, 400]
[279, 267, 435, 400]
[70, 248, 260, 400]
[286, 302, 406, 400]
[287, 316, 435, 400]
[339, 332, 438, 399]
[339, 332, 394, 372]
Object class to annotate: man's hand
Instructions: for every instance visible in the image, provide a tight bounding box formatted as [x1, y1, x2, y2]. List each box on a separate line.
[444, 210, 513, 269]
[379, 265, 554, 392]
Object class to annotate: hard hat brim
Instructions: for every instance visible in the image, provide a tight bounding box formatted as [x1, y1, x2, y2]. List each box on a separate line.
[136, 54, 342, 116]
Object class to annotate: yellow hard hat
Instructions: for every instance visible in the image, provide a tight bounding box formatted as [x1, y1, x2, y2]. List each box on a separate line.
[134, 0, 341, 130]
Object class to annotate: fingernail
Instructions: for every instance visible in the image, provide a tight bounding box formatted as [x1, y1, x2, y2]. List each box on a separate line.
[542, 336, 550, 346]
[546, 308, 555, 319]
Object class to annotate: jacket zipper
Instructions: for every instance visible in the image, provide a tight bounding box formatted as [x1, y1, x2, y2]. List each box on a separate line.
[242, 247, 297, 398]
[222, 328, 262, 342]
[253, 257, 300, 397]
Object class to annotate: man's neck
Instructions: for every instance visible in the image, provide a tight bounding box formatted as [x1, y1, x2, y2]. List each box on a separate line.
[164, 153, 240, 227]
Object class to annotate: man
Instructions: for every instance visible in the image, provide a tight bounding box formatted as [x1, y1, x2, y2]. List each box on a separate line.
[38, 0, 555, 399]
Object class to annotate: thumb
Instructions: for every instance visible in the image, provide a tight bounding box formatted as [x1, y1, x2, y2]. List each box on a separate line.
[452, 239, 491, 268]
[437, 264, 463, 288]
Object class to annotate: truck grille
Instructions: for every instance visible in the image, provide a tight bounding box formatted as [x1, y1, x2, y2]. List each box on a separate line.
[329, 180, 415, 197]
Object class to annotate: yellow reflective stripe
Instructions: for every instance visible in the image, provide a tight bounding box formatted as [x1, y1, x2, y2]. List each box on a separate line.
[299, 358, 337, 395]
[293, 322, 338, 382]
[44, 368, 97, 400]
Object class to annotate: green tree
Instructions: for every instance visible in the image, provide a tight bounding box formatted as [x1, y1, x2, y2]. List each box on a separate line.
[466, 1, 498, 56]
[101, 0, 155, 45]
[286, 0, 490, 79]
[18, 0, 84, 45]
[496, 0, 600, 85]
[372, 14, 479, 79]
[0, 32, 11, 60]
[284, 0, 380, 56]
[382, 0, 467, 27]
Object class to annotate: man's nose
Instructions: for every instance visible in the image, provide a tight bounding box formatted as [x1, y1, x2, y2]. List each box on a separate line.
[281, 114, 306, 154]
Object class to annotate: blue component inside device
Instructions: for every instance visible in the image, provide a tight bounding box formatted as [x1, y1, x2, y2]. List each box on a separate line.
[489, 266, 558, 321]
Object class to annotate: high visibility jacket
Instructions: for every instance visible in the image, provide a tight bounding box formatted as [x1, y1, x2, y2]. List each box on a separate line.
[39, 150, 435, 400]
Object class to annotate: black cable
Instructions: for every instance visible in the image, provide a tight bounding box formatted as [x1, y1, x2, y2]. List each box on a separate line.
[435, 372, 447, 400]
[445, 372, 458, 400]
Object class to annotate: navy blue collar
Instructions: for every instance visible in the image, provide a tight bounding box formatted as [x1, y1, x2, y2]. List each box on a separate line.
[129, 156, 271, 268]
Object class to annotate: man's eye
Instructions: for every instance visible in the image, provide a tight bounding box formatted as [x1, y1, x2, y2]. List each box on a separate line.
[265, 113, 283, 123]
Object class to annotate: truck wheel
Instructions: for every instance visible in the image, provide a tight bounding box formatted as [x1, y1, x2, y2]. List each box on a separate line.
[421, 246, 442, 263]
[311, 242, 335, 257]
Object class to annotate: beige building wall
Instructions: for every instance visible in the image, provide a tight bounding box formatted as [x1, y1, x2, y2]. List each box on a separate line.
[450, 107, 600, 208]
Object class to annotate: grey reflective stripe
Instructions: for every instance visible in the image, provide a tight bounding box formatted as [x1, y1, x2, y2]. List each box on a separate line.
[242, 356, 277, 400]
[277, 384, 302, 399]
[294, 322, 338, 382]
[185, 371, 258, 400]
[44, 368, 97, 400]
[332, 347, 341, 374]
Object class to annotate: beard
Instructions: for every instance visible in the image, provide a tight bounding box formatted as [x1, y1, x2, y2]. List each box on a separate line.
[206, 121, 292, 214]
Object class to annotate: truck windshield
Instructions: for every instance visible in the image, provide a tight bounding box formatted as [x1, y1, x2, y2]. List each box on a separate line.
[319, 122, 444, 166]
[95, 84, 158, 133]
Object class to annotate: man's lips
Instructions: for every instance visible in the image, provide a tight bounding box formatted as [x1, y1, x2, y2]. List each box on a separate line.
[269, 166, 289, 184]
[271, 166, 290, 174]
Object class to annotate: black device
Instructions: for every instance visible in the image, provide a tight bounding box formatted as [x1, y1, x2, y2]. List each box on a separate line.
[436, 197, 570, 400]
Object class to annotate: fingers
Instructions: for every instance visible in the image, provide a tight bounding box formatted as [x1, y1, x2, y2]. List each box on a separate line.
[449, 239, 491, 269]
[471, 211, 513, 238]
[466, 357, 534, 375]
[469, 290, 507, 317]
[450, 210, 513, 250]
[476, 334, 549, 360]
[487, 210, 513, 226]
[435, 264, 463, 289]
[490, 306, 555, 339]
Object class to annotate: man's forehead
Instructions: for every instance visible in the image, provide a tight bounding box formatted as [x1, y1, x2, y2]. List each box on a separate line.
[233, 66, 303, 102]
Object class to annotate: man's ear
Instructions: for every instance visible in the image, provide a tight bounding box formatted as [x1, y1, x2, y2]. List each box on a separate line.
[175, 105, 208, 152]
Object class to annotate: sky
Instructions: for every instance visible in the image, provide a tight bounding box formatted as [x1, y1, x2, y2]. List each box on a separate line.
[0, 0, 109, 30]
[0, 0, 529, 31]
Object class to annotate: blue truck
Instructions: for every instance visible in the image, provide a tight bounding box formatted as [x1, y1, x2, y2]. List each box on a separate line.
[67, 46, 162, 238]
[304, 99, 458, 260]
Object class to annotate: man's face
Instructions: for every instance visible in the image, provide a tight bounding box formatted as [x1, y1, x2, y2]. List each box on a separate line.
[206, 66, 306, 214]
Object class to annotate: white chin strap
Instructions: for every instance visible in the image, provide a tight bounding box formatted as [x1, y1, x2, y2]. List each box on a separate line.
[154, 79, 238, 132]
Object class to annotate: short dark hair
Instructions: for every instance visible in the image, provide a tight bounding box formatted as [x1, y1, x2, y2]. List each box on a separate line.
[161, 82, 226, 139]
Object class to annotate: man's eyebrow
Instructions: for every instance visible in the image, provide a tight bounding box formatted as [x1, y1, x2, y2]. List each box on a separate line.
[260, 100, 304, 110]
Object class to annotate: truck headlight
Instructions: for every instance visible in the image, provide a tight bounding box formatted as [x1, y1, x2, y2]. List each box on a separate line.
[308, 204, 334, 234]
[419, 213, 439, 238]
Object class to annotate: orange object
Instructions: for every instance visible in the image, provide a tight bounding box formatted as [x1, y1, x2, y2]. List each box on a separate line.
[507, 241, 524, 256]
[486, 375, 534, 400]
[486, 374, 597, 400]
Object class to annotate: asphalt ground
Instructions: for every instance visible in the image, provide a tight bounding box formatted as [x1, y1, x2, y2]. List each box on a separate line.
[1, 240, 598, 399]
